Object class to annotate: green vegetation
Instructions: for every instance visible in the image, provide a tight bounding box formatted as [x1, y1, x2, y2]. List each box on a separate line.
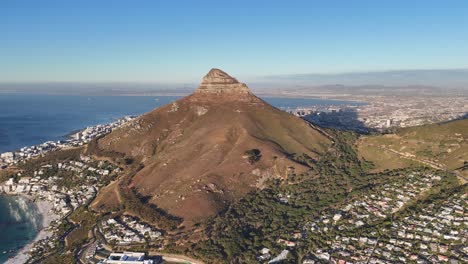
[18, 147, 83, 172]
[41, 253, 75, 264]
[189, 128, 459, 263]
[357, 141, 419, 172]
[395, 171, 464, 218]
[14, 147, 118, 190]
[0, 169, 14, 183]
[359, 118, 468, 172]
[192, 161, 458, 263]
[66, 207, 97, 249]
[12, 113, 464, 263]
[190, 130, 380, 262]
[323, 171, 466, 261]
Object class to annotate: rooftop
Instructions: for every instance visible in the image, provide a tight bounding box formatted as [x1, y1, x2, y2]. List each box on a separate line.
[103, 252, 153, 264]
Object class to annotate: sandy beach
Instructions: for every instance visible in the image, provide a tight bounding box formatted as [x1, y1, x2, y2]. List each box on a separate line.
[5, 197, 60, 264]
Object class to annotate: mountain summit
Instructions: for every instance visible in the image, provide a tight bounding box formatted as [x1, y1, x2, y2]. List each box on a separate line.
[200, 68, 240, 86]
[192, 68, 257, 103]
[195, 68, 251, 94]
[89, 69, 331, 225]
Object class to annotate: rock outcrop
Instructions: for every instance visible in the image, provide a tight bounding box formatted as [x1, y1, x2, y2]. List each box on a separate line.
[194, 68, 252, 95]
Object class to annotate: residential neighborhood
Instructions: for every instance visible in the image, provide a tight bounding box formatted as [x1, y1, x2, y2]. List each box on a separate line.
[0, 155, 117, 216]
[100, 216, 162, 246]
[0, 153, 121, 263]
[300, 173, 467, 263]
[0, 113, 466, 264]
[0, 116, 134, 169]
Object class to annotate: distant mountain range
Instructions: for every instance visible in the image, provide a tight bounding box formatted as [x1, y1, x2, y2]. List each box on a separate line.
[1, 69, 467, 97]
[259, 69, 468, 88]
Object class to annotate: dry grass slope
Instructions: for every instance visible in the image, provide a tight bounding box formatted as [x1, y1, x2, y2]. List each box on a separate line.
[359, 118, 468, 175]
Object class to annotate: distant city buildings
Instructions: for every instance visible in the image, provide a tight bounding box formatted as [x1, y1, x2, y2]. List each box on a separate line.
[282, 96, 468, 132]
[0, 116, 134, 168]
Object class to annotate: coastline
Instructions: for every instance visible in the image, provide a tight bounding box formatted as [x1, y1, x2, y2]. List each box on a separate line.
[0, 109, 139, 263]
[4, 195, 60, 264]
[0, 95, 369, 263]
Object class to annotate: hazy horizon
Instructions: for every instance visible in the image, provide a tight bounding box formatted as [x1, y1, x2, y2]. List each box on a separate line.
[1, 69, 467, 96]
[2, 1, 468, 84]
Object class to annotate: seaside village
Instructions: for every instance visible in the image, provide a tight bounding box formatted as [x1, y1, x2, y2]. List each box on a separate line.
[1, 156, 113, 215]
[0, 116, 165, 264]
[0, 116, 134, 169]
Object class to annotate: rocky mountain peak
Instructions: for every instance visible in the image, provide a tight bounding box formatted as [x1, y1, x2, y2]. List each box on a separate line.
[195, 68, 252, 95]
[203, 68, 239, 84]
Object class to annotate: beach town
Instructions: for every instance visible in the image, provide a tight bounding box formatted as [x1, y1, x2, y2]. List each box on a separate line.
[0, 116, 134, 169]
[0, 117, 134, 263]
[0, 115, 197, 264]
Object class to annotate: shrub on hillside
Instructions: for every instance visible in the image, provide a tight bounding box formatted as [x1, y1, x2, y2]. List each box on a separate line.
[243, 149, 262, 164]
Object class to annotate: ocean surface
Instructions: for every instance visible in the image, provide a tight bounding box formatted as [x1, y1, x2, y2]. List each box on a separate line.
[0, 94, 182, 153]
[0, 93, 364, 261]
[0, 94, 363, 153]
[0, 195, 41, 263]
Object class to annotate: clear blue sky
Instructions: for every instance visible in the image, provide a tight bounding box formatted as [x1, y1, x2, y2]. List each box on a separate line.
[1, 0, 467, 83]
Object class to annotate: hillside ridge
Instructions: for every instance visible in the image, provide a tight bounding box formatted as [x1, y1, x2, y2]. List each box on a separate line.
[90, 68, 332, 225]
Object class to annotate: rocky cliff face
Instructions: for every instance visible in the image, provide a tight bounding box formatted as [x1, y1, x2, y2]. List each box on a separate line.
[193, 69, 255, 100]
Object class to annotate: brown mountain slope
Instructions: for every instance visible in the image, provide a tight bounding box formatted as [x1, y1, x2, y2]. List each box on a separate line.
[90, 69, 332, 224]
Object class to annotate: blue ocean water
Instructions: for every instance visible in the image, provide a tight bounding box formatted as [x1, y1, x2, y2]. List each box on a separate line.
[0, 94, 363, 153]
[0, 94, 181, 153]
[0, 195, 41, 263]
[0, 93, 363, 261]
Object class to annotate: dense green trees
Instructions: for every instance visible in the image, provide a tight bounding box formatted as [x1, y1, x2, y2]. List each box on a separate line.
[190, 130, 379, 262]
[189, 129, 451, 263]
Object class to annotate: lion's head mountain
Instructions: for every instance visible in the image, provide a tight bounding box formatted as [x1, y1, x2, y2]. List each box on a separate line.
[89, 68, 331, 225]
